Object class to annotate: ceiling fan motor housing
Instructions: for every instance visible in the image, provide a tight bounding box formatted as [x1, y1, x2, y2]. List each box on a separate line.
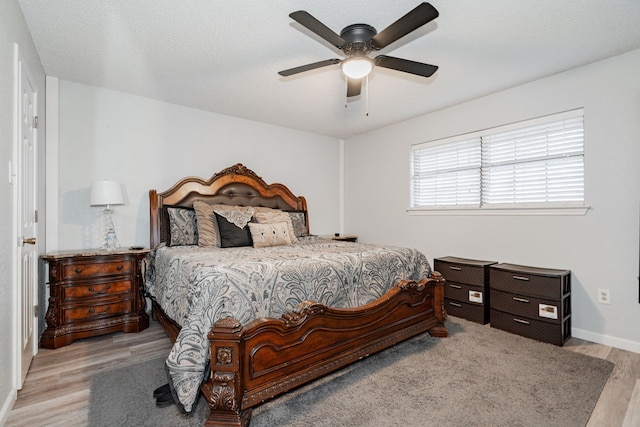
[340, 24, 377, 56]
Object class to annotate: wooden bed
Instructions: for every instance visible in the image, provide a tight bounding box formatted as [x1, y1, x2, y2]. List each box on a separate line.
[148, 163, 447, 426]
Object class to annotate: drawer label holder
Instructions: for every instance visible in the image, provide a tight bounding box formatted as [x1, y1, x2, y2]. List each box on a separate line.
[469, 290, 483, 304]
[538, 303, 558, 320]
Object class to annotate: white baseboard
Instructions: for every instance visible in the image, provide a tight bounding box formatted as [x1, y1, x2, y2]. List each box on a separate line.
[573, 328, 640, 354]
[0, 386, 17, 426]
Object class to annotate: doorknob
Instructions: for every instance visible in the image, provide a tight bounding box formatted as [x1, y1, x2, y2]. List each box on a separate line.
[22, 237, 36, 245]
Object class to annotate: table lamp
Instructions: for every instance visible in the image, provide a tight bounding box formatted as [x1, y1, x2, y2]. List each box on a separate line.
[90, 179, 124, 250]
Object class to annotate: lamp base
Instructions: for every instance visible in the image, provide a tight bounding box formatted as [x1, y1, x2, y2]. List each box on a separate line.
[101, 207, 120, 251]
[102, 230, 119, 251]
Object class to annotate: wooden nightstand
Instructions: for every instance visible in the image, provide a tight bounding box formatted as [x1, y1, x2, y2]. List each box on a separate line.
[40, 248, 150, 349]
[332, 234, 358, 243]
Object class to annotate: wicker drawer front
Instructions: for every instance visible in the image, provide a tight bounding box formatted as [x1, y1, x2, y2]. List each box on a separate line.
[490, 309, 570, 346]
[445, 299, 488, 324]
[62, 300, 133, 323]
[62, 258, 134, 280]
[445, 282, 486, 305]
[490, 267, 566, 300]
[61, 280, 133, 300]
[434, 258, 489, 285]
[491, 289, 564, 324]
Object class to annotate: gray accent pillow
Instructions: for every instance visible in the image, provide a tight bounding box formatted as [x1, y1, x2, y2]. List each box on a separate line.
[286, 210, 307, 237]
[167, 207, 198, 246]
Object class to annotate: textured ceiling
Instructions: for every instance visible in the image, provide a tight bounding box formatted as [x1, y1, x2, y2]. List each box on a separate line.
[17, 0, 640, 139]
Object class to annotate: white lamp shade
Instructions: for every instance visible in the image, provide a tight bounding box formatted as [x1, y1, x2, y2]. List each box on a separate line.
[341, 57, 373, 79]
[90, 180, 124, 206]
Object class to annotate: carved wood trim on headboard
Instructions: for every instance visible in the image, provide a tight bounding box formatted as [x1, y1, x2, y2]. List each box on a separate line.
[149, 164, 309, 248]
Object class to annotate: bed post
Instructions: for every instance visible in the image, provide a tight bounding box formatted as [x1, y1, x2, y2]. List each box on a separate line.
[428, 271, 448, 337]
[202, 318, 251, 427]
[149, 189, 161, 249]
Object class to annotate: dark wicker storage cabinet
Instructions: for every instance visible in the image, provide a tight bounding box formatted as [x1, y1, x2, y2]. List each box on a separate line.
[489, 263, 571, 346]
[434, 256, 497, 324]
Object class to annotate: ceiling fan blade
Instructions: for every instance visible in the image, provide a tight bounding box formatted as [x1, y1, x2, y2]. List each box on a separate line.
[371, 2, 439, 49]
[346, 78, 362, 97]
[289, 11, 347, 49]
[278, 59, 341, 76]
[375, 55, 438, 77]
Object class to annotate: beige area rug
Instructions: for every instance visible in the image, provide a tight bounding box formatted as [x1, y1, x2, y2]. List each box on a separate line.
[89, 317, 613, 426]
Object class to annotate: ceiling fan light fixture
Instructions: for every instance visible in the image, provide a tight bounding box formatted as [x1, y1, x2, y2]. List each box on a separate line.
[341, 57, 373, 79]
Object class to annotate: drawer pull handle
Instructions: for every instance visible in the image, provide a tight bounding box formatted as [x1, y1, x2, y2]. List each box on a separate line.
[449, 302, 462, 307]
[88, 306, 111, 316]
[117, 265, 124, 270]
[449, 266, 462, 271]
[513, 318, 530, 325]
[75, 268, 82, 273]
[88, 285, 111, 294]
[512, 297, 530, 303]
[449, 284, 462, 289]
[513, 275, 530, 281]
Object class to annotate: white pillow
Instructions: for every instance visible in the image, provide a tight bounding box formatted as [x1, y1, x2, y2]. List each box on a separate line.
[253, 211, 297, 244]
[248, 222, 293, 248]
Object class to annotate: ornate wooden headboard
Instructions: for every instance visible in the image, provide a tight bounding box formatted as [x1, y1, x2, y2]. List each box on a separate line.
[149, 163, 309, 248]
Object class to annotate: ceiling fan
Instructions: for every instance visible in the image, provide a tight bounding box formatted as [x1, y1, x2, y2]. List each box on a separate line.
[278, 2, 439, 98]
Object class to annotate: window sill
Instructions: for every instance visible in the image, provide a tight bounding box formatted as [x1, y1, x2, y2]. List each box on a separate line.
[407, 206, 590, 216]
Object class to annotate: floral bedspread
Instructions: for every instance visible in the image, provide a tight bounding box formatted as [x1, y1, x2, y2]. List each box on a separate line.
[145, 239, 431, 412]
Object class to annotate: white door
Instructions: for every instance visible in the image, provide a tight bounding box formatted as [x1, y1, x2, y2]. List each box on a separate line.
[16, 48, 39, 388]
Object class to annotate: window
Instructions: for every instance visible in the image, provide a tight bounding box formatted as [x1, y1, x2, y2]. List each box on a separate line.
[410, 110, 585, 213]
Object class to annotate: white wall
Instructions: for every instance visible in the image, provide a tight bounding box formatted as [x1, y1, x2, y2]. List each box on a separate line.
[344, 49, 640, 353]
[0, 0, 46, 423]
[55, 81, 341, 250]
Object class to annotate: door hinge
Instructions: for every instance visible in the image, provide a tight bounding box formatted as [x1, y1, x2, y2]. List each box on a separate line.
[34, 210, 38, 223]
[33, 116, 39, 129]
[34, 304, 39, 317]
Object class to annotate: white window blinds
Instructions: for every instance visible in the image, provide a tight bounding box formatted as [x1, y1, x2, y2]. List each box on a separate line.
[411, 137, 481, 207]
[411, 110, 584, 210]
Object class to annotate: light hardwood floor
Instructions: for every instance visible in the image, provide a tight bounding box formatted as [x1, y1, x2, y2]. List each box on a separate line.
[5, 320, 640, 427]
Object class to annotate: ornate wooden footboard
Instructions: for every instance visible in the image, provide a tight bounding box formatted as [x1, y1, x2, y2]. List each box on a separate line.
[202, 275, 446, 427]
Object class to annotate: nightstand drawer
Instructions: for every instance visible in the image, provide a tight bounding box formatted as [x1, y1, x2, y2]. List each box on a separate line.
[445, 282, 486, 305]
[490, 309, 571, 346]
[61, 258, 134, 280]
[434, 258, 490, 285]
[490, 264, 570, 300]
[61, 279, 134, 300]
[491, 289, 566, 324]
[445, 299, 487, 324]
[62, 300, 133, 323]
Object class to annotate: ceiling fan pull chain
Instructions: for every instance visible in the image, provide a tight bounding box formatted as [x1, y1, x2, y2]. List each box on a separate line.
[345, 79, 348, 108]
[365, 75, 369, 117]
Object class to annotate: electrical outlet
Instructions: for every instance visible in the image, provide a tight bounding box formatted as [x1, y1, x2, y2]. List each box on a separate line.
[597, 288, 611, 305]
